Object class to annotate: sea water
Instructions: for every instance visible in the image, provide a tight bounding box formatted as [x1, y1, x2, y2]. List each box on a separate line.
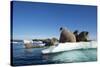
[11, 41, 97, 66]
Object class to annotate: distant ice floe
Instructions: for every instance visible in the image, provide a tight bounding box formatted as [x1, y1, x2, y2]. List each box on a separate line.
[23, 40, 45, 48]
[23, 40, 33, 44]
[12, 41, 19, 44]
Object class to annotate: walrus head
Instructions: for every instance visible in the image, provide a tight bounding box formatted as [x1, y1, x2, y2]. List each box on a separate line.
[60, 27, 66, 32]
[73, 30, 79, 35]
[59, 27, 70, 32]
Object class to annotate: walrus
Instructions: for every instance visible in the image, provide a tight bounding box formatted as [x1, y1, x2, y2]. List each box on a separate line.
[59, 27, 76, 43]
[43, 39, 55, 46]
[78, 31, 89, 42]
[73, 30, 89, 42]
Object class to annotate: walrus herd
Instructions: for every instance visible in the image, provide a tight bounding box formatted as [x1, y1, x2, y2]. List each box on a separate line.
[59, 27, 89, 43]
[24, 27, 89, 48]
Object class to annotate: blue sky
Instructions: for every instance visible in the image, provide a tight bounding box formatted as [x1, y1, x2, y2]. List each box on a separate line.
[12, 1, 97, 40]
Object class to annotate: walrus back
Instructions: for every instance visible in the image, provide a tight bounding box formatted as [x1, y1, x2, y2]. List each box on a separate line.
[59, 30, 76, 43]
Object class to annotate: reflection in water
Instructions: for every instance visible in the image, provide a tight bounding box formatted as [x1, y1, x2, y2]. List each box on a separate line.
[24, 48, 33, 54]
[42, 54, 50, 63]
[42, 54, 49, 60]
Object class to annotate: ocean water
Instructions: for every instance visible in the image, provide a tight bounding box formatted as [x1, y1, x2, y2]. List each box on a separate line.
[11, 42, 97, 66]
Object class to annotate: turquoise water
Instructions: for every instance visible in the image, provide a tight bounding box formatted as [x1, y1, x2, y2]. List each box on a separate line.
[12, 42, 97, 66]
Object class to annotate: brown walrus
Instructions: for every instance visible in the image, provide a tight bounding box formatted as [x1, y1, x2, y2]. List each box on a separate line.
[73, 30, 89, 42]
[59, 27, 76, 43]
[78, 31, 89, 42]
